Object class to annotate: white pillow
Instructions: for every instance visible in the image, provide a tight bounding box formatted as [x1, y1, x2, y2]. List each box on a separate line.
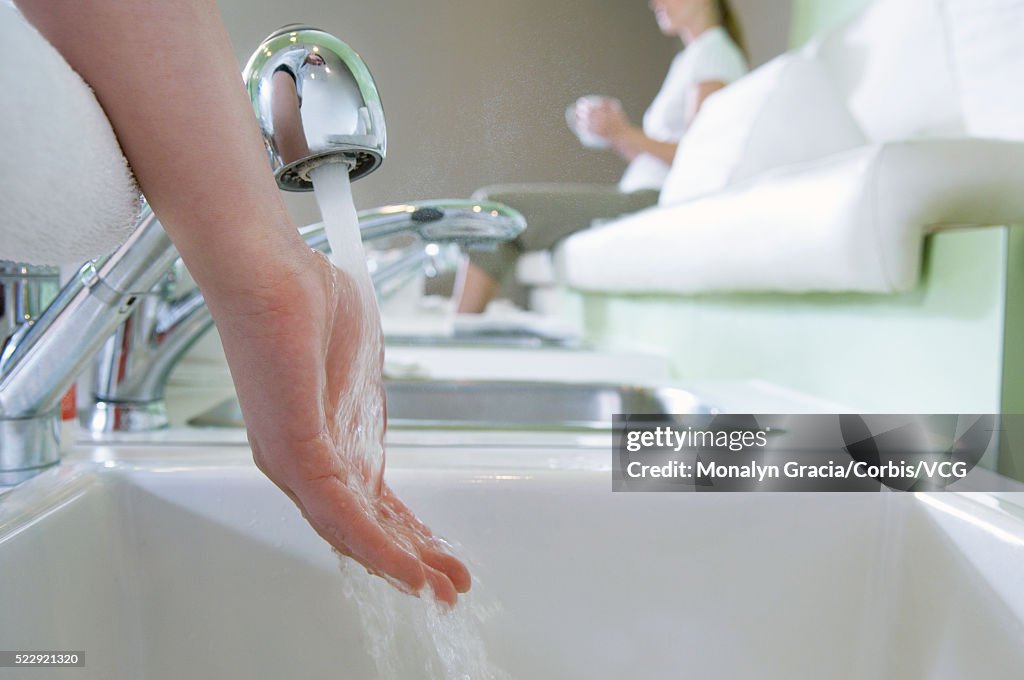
[561, 139, 1024, 295]
[805, 0, 964, 142]
[943, 0, 1024, 140]
[659, 53, 865, 206]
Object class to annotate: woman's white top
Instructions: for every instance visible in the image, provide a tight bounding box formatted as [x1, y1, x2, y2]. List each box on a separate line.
[619, 26, 748, 193]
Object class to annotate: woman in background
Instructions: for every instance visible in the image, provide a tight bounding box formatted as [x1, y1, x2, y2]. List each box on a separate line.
[455, 0, 748, 313]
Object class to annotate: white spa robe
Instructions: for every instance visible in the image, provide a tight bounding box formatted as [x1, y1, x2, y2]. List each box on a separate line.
[619, 26, 748, 193]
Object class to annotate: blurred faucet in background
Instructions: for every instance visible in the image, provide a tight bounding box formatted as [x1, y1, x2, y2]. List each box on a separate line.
[86, 199, 524, 433]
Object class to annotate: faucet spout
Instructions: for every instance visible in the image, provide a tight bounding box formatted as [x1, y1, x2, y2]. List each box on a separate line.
[244, 25, 386, 190]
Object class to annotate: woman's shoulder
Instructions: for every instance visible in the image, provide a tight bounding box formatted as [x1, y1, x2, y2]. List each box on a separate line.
[680, 26, 748, 83]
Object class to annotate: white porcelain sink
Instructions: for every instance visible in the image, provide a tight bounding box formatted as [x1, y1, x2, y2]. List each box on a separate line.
[2, 443, 1023, 679]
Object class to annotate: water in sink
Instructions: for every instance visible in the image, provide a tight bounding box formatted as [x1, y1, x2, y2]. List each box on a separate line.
[339, 559, 507, 679]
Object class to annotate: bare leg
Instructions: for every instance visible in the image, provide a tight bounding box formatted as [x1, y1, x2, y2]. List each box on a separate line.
[456, 184, 660, 315]
[454, 260, 500, 314]
[16, 0, 469, 604]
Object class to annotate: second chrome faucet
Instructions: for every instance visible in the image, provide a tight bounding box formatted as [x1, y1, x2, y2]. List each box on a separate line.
[87, 200, 525, 433]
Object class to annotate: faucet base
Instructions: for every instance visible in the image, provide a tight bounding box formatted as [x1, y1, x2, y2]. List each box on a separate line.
[0, 413, 60, 486]
[85, 400, 169, 433]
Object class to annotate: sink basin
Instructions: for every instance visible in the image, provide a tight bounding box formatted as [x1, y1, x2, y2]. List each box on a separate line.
[385, 330, 581, 349]
[188, 380, 710, 430]
[2, 445, 1024, 679]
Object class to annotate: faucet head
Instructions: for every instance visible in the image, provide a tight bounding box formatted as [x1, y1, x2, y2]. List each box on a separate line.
[244, 25, 386, 191]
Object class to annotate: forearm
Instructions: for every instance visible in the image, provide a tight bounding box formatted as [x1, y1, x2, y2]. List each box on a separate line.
[608, 126, 678, 166]
[14, 0, 310, 308]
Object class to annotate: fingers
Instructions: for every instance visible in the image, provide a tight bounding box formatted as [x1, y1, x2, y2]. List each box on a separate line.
[298, 475, 428, 594]
[338, 545, 461, 608]
[310, 479, 471, 602]
[379, 513, 471, 597]
[577, 98, 615, 119]
[423, 564, 459, 607]
[260, 449, 472, 605]
[421, 544, 472, 594]
[379, 483, 472, 594]
[576, 106, 614, 139]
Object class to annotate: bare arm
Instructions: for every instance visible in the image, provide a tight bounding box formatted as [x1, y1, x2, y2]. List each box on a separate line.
[605, 128, 679, 165]
[15, 0, 469, 604]
[14, 0, 300, 289]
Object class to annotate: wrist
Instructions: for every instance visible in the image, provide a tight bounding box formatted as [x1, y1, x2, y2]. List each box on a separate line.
[610, 125, 643, 157]
[191, 231, 321, 318]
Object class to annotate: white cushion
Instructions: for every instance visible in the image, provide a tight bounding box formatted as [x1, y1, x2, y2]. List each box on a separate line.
[557, 140, 1024, 294]
[659, 53, 865, 206]
[804, 0, 964, 141]
[516, 250, 557, 286]
[943, 0, 1024, 140]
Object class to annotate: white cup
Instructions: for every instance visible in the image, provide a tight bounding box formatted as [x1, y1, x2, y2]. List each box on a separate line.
[566, 95, 621, 149]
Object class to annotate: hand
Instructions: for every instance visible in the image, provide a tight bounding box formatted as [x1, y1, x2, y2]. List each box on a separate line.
[575, 96, 632, 145]
[208, 249, 471, 606]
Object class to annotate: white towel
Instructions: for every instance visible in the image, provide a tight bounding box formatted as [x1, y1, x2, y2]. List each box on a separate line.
[0, 2, 140, 266]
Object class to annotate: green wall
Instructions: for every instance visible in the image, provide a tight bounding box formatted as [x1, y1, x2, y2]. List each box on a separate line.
[999, 229, 1024, 479]
[789, 0, 873, 47]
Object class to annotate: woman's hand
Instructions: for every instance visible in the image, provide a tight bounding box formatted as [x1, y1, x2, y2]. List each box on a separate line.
[576, 96, 633, 146]
[207, 248, 471, 606]
[573, 96, 670, 162]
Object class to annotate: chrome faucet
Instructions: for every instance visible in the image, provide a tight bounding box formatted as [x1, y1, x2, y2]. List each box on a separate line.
[244, 24, 387, 189]
[0, 209, 176, 483]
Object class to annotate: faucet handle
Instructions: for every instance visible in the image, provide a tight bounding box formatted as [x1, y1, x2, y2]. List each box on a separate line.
[243, 25, 386, 191]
